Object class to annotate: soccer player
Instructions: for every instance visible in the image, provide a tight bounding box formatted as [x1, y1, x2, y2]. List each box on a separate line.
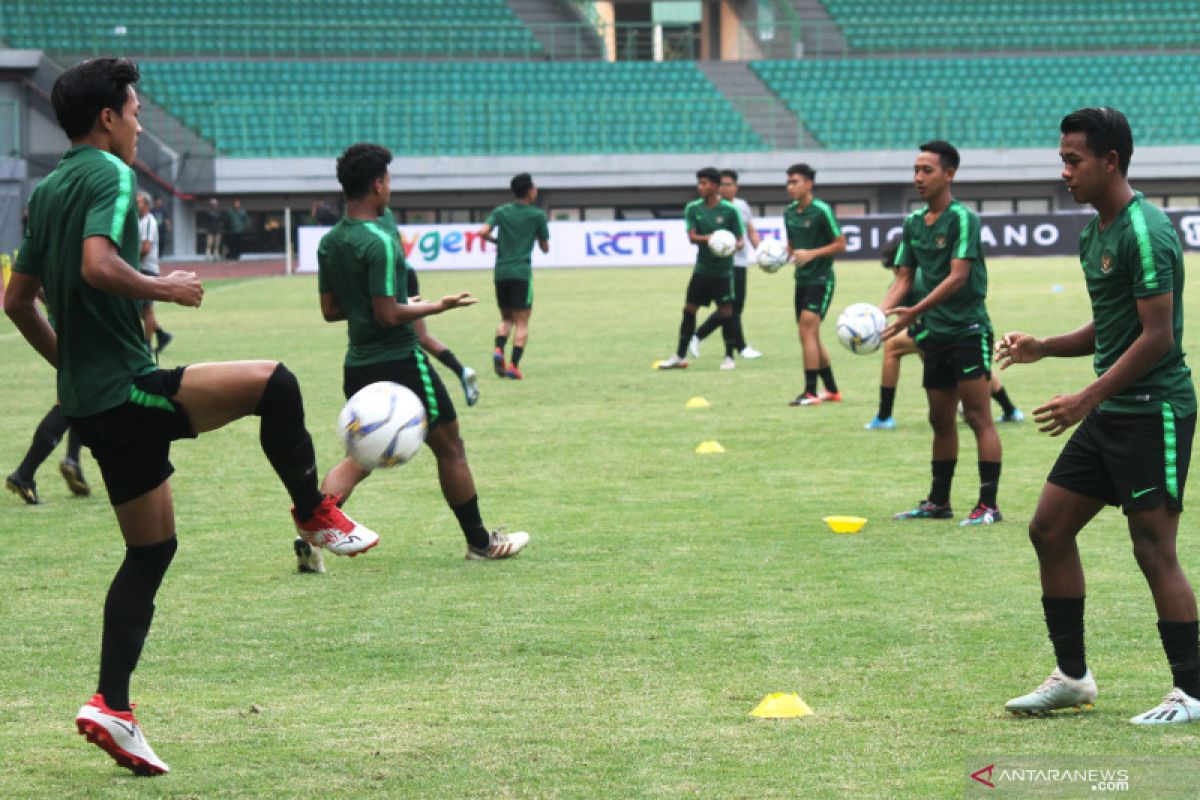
[882, 141, 1002, 525]
[1000, 108, 1200, 724]
[406, 266, 479, 407]
[136, 190, 172, 356]
[689, 168, 762, 361]
[478, 172, 548, 380]
[6, 402, 90, 503]
[303, 143, 528, 572]
[783, 163, 846, 405]
[4, 57, 376, 776]
[657, 167, 744, 370]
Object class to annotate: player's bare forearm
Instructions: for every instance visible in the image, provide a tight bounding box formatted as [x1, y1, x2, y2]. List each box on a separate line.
[1041, 321, 1097, 358]
[688, 231, 708, 245]
[320, 292, 346, 322]
[372, 293, 476, 327]
[3, 273, 57, 367]
[880, 268, 913, 312]
[1078, 295, 1173, 408]
[907, 261, 969, 318]
[746, 221, 761, 249]
[82, 236, 201, 305]
[538, 239, 549, 254]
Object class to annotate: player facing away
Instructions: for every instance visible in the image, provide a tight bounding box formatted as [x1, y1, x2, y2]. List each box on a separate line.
[882, 141, 1002, 526]
[478, 172, 548, 380]
[1000, 108, 1200, 724]
[783, 163, 847, 405]
[689, 168, 762, 362]
[657, 166, 744, 370]
[302, 143, 528, 572]
[867, 240, 1024, 430]
[3, 58, 376, 776]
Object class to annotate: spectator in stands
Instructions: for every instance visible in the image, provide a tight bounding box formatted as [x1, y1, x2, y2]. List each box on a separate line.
[199, 198, 222, 260]
[151, 196, 171, 256]
[224, 198, 250, 260]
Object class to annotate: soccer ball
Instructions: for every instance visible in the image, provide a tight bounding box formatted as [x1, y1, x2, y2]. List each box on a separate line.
[755, 239, 789, 273]
[707, 229, 737, 257]
[338, 381, 427, 470]
[836, 303, 888, 355]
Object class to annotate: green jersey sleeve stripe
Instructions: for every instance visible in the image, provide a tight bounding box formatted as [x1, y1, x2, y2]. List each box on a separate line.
[814, 200, 841, 237]
[99, 152, 134, 246]
[1128, 202, 1158, 291]
[952, 204, 971, 260]
[894, 241, 907, 266]
[364, 222, 397, 297]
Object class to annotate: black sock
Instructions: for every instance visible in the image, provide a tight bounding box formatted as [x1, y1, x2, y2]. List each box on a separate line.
[16, 405, 69, 481]
[978, 461, 1001, 508]
[98, 537, 178, 711]
[66, 427, 82, 464]
[451, 495, 490, 549]
[1158, 620, 1200, 698]
[255, 364, 323, 519]
[435, 348, 465, 377]
[676, 311, 697, 359]
[732, 315, 746, 352]
[511, 346, 524, 367]
[1043, 595, 1087, 680]
[494, 335, 507, 353]
[721, 316, 737, 357]
[819, 367, 838, 394]
[878, 386, 897, 420]
[929, 459, 956, 506]
[993, 387, 1016, 416]
[804, 370, 818, 396]
[695, 311, 722, 341]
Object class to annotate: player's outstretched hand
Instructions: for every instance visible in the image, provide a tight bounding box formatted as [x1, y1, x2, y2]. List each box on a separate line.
[163, 270, 203, 307]
[439, 292, 477, 310]
[1033, 392, 1089, 437]
[995, 331, 1044, 370]
[881, 306, 913, 341]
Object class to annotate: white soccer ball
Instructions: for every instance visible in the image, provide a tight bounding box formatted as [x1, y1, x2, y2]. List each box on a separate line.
[836, 303, 888, 355]
[707, 229, 737, 257]
[338, 381, 427, 470]
[755, 239, 789, 273]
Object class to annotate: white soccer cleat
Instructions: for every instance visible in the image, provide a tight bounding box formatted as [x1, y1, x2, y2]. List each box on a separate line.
[740, 345, 763, 359]
[1005, 667, 1097, 715]
[293, 495, 379, 557]
[461, 367, 480, 407]
[1130, 688, 1200, 725]
[720, 356, 736, 370]
[294, 535, 326, 574]
[688, 336, 701, 359]
[466, 528, 530, 560]
[656, 354, 688, 370]
[75, 694, 170, 776]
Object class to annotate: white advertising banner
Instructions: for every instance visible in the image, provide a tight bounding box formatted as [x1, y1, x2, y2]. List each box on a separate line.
[295, 218, 791, 273]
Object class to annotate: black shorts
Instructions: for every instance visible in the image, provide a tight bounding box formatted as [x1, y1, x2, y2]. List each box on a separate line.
[685, 273, 735, 308]
[1048, 408, 1194, 514]
[67, 367, 197, 506]
[406, 268, 420, 299]
[343, 351, 456, 430]
[794, 280, 835, 320]
[495, 279, 532, 311]
[918, 330, 993, 390]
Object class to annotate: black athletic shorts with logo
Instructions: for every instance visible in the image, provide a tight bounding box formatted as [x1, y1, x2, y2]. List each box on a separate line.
[1048, 407, 1194, 514]
[343, 350, 456, 431]
[685, 273, 735, 307]
[918, 329, 993, 390]
[67, 367, 197, 506]
[495, 278, 532, 311]
[793, 279, 836, 321]
[406, 267, 420, 299]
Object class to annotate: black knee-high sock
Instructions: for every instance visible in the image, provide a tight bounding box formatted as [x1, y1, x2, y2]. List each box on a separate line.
[676, 311, 697, 358]
[695, 310, 723, 341]
[731, 314, 746, 351]
[1043, 595, 1087, 680]
[929, 459, 956, 506]
[721, 316, 737, 357]
[1159, 620, 1200, 698]
[804, 370, 818, 396]
[435, 348, 465, 377]
[16, 405, 70, 481]
[819, 367, 838, 394]
[255, 364, 323, 519]
[66, 427, 83, 464]
[878, 386, 897, 420]
[978, 461, 1001, 508]
[511, 346, 524, 367]
[992, 386, 1017, 416]
[451, 495, 490, 549]
[98, 537, 178, 711]
[494, 335, 507, 353]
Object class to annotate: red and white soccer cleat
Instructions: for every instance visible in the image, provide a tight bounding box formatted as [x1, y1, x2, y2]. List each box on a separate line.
[75, 693, 170, 776]
[293, 495, 379, 557]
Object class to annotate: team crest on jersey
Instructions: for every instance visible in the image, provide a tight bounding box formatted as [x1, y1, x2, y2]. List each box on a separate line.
[936, 235, 947, 248]
[1101, 253, 1114, 274]
[715, 215, 724, 223]
[802, 220, 812, 228]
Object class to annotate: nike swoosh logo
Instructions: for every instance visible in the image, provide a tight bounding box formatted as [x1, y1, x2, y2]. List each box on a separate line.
[110, 718, 139, 739]
[1131, 487, 1158, 498]
[962, 365, 981, 374]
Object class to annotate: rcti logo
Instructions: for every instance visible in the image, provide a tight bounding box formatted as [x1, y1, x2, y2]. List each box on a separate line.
[971, 764, 996, 788]
[585, 230, 666, 257]
[1181, 215, 1200, 248]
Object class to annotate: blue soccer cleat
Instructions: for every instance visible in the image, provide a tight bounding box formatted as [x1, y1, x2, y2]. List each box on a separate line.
[865, 416, 896, 431]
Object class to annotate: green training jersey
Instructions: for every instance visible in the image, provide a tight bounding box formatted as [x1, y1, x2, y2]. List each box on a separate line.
[317, 214, 418, 368]
[14, 145, 152, 417]
[486, 201, 548, 282]
[685, 197, 743, 277]
[784, 198, 841, 286]
[896, 200, 990, 341]
[1080, 192, 1195, 417]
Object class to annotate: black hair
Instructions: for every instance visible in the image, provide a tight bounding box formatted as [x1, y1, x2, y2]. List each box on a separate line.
[918, 140, 960, 171]
[1060, 107, 1133, 176]
[51, 57, 140, 140]
[719, 169, 739, 183]
[511, 172, 534, 198]
[696, 167, 721, 184]
[786, 163, 815, 181]
[335, 143, 392, 200]
[881, 238, 901, 269]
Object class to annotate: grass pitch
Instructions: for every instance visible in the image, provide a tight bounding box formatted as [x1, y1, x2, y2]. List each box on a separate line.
[3, 256, 1200, 798]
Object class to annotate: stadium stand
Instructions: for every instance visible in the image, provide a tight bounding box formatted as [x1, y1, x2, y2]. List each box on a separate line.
[137, 60, 763, 156]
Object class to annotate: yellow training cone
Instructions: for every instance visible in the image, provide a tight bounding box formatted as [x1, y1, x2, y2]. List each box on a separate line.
[695, 440, 725, 454]
[685, 396, 710, 409]
[750, 692, 813, 719]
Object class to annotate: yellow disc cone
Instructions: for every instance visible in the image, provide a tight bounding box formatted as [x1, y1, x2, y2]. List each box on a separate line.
[695, 440, 725, 454]
[750, 692, 813, 719]
[685, 396, 710, 409]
